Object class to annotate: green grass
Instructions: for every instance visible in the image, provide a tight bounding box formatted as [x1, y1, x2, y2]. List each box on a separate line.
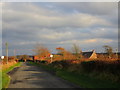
[29, 62, 120, 88]
[1, 62, 22, 89]
[56, 70, 120, 88]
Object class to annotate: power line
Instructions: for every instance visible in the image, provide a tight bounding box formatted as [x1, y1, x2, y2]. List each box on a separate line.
[13, 49, 33, 55]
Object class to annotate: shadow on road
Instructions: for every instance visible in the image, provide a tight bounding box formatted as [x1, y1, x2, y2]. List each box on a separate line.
[8, 62, 80, 88]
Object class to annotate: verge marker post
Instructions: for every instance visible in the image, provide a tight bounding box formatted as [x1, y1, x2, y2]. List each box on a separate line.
[50, 54, 53, 63]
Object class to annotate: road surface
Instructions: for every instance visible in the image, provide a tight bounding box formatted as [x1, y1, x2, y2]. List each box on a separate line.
[8, 62, 79, 88]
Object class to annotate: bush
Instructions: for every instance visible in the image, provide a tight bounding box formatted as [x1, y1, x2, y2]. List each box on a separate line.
[39, 59, 120, 83]
[80, 60, 120, 74]
[80, 61, 97, 73]
[49, 60, 71, 70]
[67, 64, 81, 72]
[70, 60, 119, 82]
[40, 60, 47, 64]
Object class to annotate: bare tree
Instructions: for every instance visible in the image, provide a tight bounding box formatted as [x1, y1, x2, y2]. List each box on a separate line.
[72, 44, 82, 59]
[33, 43, 51, 59]
[103, 45, 113, 58]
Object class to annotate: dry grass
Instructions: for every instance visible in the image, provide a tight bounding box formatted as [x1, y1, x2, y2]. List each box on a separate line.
[1, 60, 17, 71]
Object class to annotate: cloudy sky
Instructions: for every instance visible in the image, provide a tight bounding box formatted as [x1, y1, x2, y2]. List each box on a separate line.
[2, 2, 118, 56]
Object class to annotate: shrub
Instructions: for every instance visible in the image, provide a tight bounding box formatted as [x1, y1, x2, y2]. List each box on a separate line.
[40, 60, 47, 64]
[80, 60, 120, 74]
[49, 60, 71, 70]
[40, 59, 120, 83]
[80, 61, 97, 73]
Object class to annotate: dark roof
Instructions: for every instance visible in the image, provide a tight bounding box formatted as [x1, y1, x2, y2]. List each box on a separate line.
[82, 51, 93, 58]
[96, 52, 120, 55]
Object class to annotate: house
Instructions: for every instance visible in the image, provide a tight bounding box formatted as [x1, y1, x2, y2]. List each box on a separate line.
[82, 50, 97, 59]
[96, 52, 120, 59]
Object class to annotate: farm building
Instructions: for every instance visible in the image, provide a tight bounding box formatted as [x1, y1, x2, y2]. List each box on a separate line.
[82, 50, 97, 59]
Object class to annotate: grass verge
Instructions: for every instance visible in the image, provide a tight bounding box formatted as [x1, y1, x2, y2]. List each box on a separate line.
[29, 62, 120, 88]
[56, 70, 120, 88]
[2, 62, 22, 88]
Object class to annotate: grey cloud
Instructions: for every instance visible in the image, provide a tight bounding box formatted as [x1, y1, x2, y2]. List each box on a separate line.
[2, 2, 118, 56]
[3, 3, 114, 29]
[44, 2, 117, 15]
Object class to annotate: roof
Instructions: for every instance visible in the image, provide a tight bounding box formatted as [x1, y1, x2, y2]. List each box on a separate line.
[96, 52, 120, 55]
[82, 51, 93, 58]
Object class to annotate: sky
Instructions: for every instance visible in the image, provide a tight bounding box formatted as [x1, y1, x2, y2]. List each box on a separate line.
[2, 2, 118, 56]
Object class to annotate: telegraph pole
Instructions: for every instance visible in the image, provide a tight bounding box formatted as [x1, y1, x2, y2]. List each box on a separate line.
[5, 42, 8, 64]
[14, 49, 16, 61]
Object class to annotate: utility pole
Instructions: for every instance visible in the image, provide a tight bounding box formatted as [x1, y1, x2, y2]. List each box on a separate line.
[5, 42, 8, 64]
[14, 49, 16, 61]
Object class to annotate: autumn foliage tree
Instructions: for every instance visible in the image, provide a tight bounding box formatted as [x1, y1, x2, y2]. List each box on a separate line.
[56, 47, 65, 55]
[56, 47, 75, 60]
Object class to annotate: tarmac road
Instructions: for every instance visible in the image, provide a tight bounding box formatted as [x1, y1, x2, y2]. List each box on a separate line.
[8, 62, 80, 88]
